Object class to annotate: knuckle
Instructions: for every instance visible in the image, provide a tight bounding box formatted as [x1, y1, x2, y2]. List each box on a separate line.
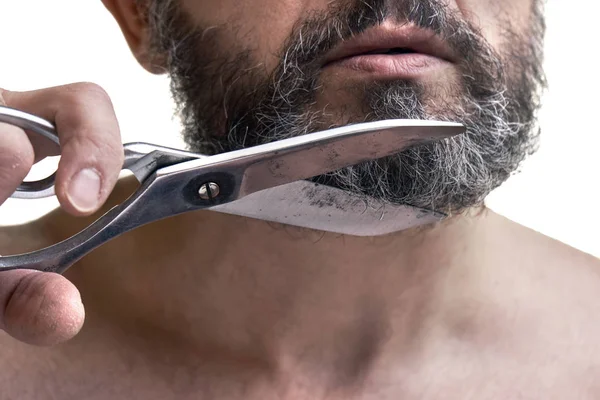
[51, 83, 114, 120]
[62, 82, 112, 107]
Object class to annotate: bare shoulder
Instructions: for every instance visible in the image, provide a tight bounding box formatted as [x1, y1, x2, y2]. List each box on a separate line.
[439, 211, 600, 395]
[484, 210, 600, 309]
[487, 209, 600, 272]
[483, 210, 600, 344]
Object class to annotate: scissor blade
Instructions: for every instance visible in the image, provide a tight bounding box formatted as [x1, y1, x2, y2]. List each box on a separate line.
[158, 119, 464, 203]
[237, 120, 464, 197]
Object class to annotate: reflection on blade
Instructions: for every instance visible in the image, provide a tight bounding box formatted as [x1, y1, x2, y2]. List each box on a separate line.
[238, 120, 464, 197]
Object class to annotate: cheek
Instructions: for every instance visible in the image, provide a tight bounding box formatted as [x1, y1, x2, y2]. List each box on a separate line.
[180, 0, 333, 72]
[455, 0, 534, 49]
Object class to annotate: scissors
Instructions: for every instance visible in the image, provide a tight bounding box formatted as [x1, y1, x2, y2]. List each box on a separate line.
[0, 105, 465, 274]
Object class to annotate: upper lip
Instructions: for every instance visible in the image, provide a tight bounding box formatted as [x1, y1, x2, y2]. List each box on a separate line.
[322, 23, 456, 67]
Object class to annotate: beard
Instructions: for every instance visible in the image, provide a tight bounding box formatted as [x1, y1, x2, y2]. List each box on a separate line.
[141, 0, 546, 214]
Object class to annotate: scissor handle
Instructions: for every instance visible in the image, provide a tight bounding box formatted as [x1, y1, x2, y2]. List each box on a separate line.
[0, 106, 205, 199]
[0, 161, 239, 273]
[0, 106, 61, 199]
[0, 175, 159, 273]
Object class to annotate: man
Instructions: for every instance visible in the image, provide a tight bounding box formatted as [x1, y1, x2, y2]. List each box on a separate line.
[1, 0, 599, 398]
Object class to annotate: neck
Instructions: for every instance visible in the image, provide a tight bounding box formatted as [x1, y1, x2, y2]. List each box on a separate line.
[68, 205, 490, 387]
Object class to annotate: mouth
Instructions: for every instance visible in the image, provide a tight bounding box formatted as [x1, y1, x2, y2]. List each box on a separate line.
[322, 23, 456, 78]
[350, 47, 421, 56]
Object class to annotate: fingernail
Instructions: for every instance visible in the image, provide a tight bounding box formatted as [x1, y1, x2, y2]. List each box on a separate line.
[67, 168, 102, 212]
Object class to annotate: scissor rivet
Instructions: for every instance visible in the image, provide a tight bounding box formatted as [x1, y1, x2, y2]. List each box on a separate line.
[198, 182, 220, 200]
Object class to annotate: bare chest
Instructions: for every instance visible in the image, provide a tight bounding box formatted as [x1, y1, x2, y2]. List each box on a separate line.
[2, 343, 598, 400]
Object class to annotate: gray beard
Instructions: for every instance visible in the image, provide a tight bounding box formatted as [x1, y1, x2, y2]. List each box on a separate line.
[141, 0, 546, 214]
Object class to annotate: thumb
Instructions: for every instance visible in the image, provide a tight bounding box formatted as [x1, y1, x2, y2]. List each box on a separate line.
[0, 270, 85, 346]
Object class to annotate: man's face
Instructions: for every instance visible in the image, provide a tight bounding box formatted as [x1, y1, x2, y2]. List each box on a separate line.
[141, 0, 545, 214]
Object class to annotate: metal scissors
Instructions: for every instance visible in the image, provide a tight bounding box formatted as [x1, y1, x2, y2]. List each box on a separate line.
[0, 105, 464, 274]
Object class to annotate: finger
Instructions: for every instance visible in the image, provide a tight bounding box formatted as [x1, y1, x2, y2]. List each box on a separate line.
[0, 270, 85, 346]
[4, 83, 124, 216]
[0, 91, 34, 205]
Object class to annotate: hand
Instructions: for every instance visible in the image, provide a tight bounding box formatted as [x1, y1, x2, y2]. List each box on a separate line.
[0, 83, 124, 345]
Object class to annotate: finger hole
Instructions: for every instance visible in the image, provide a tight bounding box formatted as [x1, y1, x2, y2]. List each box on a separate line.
[25, 129, 61, 160]
[16, 156, 60, 197]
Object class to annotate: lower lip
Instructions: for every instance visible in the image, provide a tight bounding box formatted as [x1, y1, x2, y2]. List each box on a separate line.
[324, 53, 449, 79]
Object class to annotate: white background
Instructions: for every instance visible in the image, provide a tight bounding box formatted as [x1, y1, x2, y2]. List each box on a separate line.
[1, 1, 599, 256]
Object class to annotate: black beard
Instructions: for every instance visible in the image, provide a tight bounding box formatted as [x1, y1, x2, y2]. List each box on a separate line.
[144, 0, 546, 214]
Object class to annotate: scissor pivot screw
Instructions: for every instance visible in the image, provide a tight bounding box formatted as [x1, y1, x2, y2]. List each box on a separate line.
[198, 182, 220, 200]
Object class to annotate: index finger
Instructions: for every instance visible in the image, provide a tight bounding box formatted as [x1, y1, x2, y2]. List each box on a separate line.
[4, 83, 125, 216]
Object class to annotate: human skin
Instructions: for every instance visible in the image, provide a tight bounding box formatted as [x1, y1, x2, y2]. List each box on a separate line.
[1, 0, 600, 399]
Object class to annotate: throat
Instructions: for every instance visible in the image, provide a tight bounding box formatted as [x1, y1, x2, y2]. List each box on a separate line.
[66, 209, 482, 388]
